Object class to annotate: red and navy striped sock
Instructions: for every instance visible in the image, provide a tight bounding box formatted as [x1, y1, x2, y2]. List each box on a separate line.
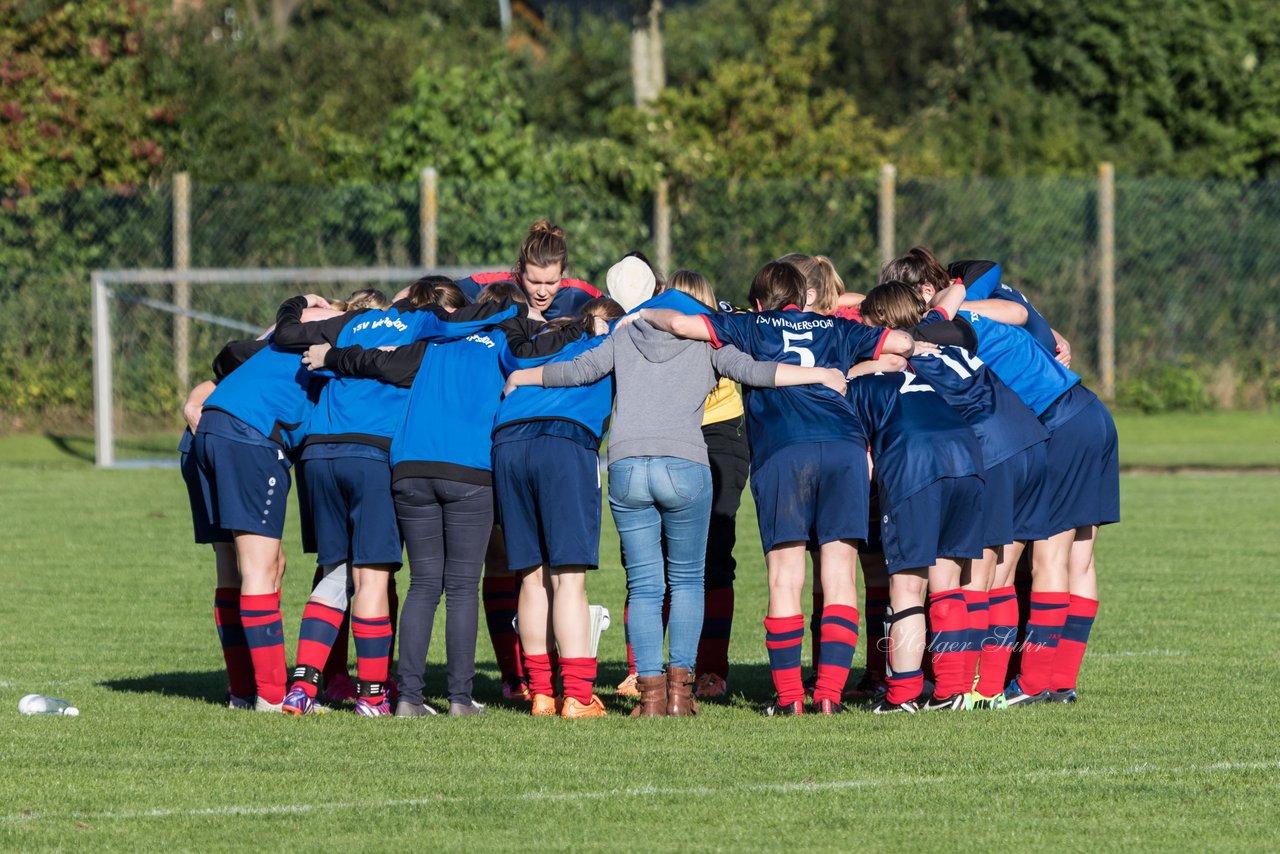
[559, 657, 597, 705]
[863, 584, 890, 684]
[809, 586, 825, 673]
[928, 588, 969, 698]
[1016, 591, 1070, 694]
[962, 589, 989, 694]
[352, 614, 393, 702]
[524, 652, 554, 697]
[886, 669, 924, 705]
[764, 614, 805, 705]
[240, 592, 286, 705]
[696, 584, 734, 679]
[387, 576, 399, 657]
[482, 574, 525, 683]
[214, 587, 255, 699]
[976, 585, 1018, 696]
[321, 610, 350, 685]
[814, 604, 859, 703]
[292, 600, 345, 698]
[1050, 595, 1098, 691]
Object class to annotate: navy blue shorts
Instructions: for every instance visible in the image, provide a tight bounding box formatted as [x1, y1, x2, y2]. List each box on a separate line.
[751, 440, 869, 553]
[1007, 441, 1051, 541]
[862, 483, 884, 554]
[182, 443, 231, 545]
[1042, 397, 1120, 533]
[192, 431, 292, 540]
[492, 436, 602, 571]
[299, 455, 402, 568]
[881, 475, 985, 574]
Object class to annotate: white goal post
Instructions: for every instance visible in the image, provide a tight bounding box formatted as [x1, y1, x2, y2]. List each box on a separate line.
[91, 266, 491, 468]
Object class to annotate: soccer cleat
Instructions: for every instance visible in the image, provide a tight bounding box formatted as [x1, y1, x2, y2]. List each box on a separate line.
[968, 691, 1008, 710]
[761, 698, 805, 717]
[1003, 679, 1052, 707]
[386, 678, 400, 705]
[864, 697, 918, 714]
[394, 700, 438, 717]
[1049, 688, 1078, 704]
[502, 676, 531, 702]
[355, 696, 392, 717]
[282, 686, 319, 716]
[226, 692, 254, 710]
[530, 693, 561, 717]
[920, 693, 967, 712]
[813, 698, 844, 715]
[694, 673, 729, 699]
[615, 673, 640, 698]
[254, 696, 283, 713]
[448, 699, 486, 716]
[322, 672, 358, 704]
[560, 695, 608, 718]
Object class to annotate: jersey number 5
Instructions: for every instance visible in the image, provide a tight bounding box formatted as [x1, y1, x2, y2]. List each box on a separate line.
[782, 331, 815, 367]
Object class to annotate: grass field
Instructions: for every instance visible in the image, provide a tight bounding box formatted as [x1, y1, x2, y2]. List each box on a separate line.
[2, 421, 1279, 850]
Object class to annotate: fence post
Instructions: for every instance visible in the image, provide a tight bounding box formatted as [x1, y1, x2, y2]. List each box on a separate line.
[173, 172, 191, 393]
[1098, 162, 1115, 400]
[420, 167, 438, 269]
[92, 273, 114, 469]
[654, 177, 672, 277]
[879, 163, 896, 269]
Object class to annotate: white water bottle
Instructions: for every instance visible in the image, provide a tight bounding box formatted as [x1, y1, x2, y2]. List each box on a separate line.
[19, 694, 79, 716]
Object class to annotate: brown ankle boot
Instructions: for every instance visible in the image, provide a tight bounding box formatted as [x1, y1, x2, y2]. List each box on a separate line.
[630, 675, 668, 717]
[666, 667, 699, 716]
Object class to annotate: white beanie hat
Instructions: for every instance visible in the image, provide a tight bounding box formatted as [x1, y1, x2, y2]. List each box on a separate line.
[606, 256, 657, 312]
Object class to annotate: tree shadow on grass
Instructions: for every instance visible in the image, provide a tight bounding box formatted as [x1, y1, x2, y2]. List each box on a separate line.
[100, 670, 230, 706]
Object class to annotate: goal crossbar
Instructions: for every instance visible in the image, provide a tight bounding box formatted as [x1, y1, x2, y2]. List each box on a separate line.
[91, 265, 491, 468]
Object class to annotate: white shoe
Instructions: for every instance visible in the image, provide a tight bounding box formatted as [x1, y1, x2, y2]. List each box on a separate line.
[254, 696, 284, 713]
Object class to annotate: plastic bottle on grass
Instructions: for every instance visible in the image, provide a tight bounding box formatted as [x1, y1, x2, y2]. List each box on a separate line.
[18, 694, 79, 716]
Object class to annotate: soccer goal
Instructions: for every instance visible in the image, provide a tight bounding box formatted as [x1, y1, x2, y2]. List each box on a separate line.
[91, 266, 490, 468]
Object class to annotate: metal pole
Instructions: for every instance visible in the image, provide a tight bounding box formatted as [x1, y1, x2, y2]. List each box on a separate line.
[92, 273, 114, 468]
[420, 167, 438, 269]
[879, 163, 896, 269]
[497, 0, 512, 35]
[173, 172, 191, 393]
[1098, 162, 1115, 400]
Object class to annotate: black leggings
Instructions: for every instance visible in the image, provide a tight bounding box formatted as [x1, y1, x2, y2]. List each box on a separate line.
[393, 477, 493, 705]
[702, 415, 751, 588]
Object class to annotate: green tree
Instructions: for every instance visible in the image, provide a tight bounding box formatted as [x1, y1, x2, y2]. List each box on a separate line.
[0, 0, 176, 189]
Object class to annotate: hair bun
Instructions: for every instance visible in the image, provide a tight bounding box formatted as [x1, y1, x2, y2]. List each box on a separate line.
[528, 219, 566, 240]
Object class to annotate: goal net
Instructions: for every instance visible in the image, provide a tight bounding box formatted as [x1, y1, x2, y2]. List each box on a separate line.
[91, 266, 490, 468]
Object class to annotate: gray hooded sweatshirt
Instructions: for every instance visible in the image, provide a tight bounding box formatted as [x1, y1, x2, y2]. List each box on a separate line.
[542, 318, 777, 467]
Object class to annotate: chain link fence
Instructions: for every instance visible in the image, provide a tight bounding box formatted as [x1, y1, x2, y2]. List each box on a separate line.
[4, 174, 1279, 435]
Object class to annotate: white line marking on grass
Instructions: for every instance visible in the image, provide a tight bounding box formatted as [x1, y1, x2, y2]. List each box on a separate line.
[5, 759, 1279, 823]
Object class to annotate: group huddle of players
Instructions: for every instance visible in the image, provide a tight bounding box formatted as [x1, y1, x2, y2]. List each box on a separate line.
[181, 218, 1118, 718]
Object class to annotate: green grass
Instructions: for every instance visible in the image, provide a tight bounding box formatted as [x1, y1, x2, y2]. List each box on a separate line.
[1, 431, 1279, 850]
[1113, 409, 1280, 468]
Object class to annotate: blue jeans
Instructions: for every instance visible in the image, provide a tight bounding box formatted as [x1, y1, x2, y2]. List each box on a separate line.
[608, 456, 713, 676]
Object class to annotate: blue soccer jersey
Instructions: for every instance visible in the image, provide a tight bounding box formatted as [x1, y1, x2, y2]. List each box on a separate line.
[846, 372, 983, 507]
[908, 345, 1049, 469]
[920, 310, 1082, 421]
[950, 259, 1057, 353]
[203, 341, 318, 449]
[705, 309, 888, 467]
